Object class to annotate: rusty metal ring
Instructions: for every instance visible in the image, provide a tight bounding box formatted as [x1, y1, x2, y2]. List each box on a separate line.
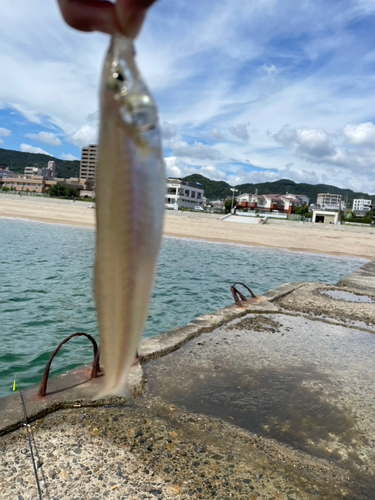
[230, 282, 256, 306]
[38, 332, 101, 397]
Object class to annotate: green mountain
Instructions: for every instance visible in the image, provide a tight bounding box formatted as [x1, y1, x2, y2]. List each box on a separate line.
[1, 148, 373, 207]
[0, 148, 80, 179]
[184, 174, 374, 206]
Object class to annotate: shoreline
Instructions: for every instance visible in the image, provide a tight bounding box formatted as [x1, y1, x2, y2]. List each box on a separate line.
[1, 195, 374, 259]
[1, 216, 368, 261]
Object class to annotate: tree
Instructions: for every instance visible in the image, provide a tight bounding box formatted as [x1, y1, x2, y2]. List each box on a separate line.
[224, 197, 237, 213]
[47, 183, 78, 198]
[292, 205, 309, 215]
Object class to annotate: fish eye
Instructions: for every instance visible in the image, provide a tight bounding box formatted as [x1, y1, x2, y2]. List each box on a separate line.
[112, 72, 124, 82]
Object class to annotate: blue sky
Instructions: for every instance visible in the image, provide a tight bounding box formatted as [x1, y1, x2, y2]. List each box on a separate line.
[1, 0, 375, 193]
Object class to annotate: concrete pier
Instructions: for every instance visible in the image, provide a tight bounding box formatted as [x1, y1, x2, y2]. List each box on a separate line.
[1, 261, 374, 499]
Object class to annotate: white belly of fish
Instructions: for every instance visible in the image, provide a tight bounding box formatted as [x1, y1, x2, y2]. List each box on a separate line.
[94, 34, 165, 398]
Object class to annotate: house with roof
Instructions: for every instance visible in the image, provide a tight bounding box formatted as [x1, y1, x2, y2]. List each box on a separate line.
[236, 193, 309, 214]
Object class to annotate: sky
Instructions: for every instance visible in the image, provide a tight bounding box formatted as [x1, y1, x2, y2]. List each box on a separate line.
[1, 0, 375, 193]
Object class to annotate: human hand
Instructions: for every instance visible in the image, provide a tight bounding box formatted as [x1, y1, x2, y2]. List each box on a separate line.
[57, 0, 157, 38]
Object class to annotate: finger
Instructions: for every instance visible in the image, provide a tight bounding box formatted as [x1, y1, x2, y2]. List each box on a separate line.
[115, 0, 158, 38]
[57, 0, 122, 34]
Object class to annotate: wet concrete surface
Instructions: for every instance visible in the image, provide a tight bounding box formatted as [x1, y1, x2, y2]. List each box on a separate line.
[274, 283, 375, 329]
[319, 289, 374, 303]
[145, 314, 375, 487]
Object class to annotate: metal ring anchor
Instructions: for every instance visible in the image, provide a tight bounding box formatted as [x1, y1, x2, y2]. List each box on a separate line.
[230, 282, 256, 307]
[38, 332, 101, 397]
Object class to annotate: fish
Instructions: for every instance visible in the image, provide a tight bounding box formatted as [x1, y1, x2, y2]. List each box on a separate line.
[94, 34, 165, 398]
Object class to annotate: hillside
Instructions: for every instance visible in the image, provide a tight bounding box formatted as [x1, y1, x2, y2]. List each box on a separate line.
[184, 174, 374, 206]
[0, 148, 80, 179]
[1, 148, 373, 206]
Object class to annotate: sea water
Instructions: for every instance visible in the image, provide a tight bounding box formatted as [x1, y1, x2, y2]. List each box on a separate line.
[0, 218, 367, 398]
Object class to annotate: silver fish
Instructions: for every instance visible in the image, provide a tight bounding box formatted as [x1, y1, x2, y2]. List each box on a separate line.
[94, 34, 165, 398]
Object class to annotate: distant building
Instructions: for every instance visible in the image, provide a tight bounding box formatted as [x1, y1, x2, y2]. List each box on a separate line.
[352, 199, 372, 212]
[3, 156, 94, 195]
[47, 161, 56, 177]
[212, 200, 224, 209]
[2, 175, 45, 193]
[236, 193, 309, 215]
[312, 209, 340, 225]
[0, 167, 15, 178]
[2, 175, 94, 195]
[24, 167, 39, 175]
[165, 178, 204, 210]
[24, 161, 56, 178]
[316, 193, 346, 210]
[80, 144, 98, 181]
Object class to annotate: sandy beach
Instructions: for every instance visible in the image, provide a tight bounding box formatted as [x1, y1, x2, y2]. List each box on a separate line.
[1, 195, 374, 259]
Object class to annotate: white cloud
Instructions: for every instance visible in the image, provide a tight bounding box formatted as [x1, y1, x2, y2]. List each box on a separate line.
[295, 128, 335, 158]
[0, 139, 3, 144]
[164, 157, 196, 178]
[164, 157, 230, 182]
[274, 124, 335, 159]
[210, 128, 224, 141]
[343, 122, 375, 146]
[257, 64, 277, 74]
[61, 153, 79, 161]
[0, 127, 11, 137]
[3, 1, 375, 194]
[171, 140, 223, 160]
[229, 124, 250, 142]
[68, 124, 98, 148]
[279, 164, 320, 184]
[199, 165, 228, 181]
[273, 125, 297, 146]
[20, 143, 52, 155]
[160, 120, 177, 140]
[25, 131, 61, 145]
[86, 111, 99, 123]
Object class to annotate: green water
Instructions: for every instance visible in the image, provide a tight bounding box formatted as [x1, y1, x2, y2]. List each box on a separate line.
[0, 218, 367, 398]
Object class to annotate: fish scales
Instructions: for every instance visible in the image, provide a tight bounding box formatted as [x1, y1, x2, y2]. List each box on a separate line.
[95, 34, 165, 398]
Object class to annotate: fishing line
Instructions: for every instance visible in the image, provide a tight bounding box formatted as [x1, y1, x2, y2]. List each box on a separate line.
[15, 378, 43, 500]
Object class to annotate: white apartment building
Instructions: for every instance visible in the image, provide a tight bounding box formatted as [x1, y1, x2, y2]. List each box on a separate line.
[316, 193, 346, 210]
[165, 178, 204, 210]
[80, 144, 98, 181]
[352, 199, 372, 211]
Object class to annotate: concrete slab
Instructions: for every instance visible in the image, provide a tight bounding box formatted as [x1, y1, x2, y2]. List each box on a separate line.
[139, 297, 279, 361]
[338, 259, 375, 294]
[262, 280, 311, 302]
[273, 282, 375, 330]
[221, 215, 263, 224]
[0, 363, 143, 437]
[143, 312, 375, 498]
